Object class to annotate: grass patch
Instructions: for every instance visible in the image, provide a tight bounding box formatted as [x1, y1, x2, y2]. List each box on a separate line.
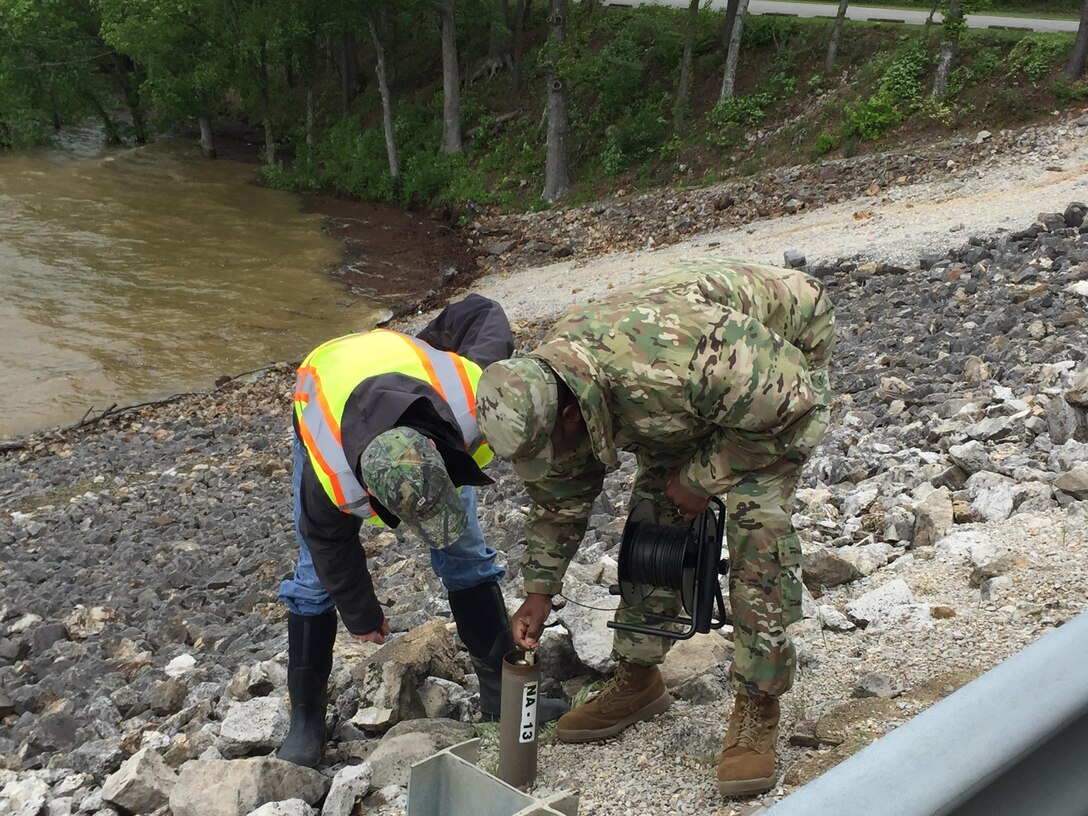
[572, 680, 605, 709]
[11, 477, 107, 513]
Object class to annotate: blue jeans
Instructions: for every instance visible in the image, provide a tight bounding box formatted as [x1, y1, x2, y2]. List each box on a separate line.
[278, 436, 505, 616]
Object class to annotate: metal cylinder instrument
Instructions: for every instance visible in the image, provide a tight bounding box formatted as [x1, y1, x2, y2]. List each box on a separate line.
[498, 648, 541, 790]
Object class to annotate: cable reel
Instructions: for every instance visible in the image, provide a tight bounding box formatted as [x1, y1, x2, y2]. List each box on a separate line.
[607, 497, 729, 641]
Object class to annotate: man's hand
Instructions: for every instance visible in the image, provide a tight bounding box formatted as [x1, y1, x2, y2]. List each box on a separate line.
[511, 593, 553, 649]
[351, 617, 391, 645]
[665, 472, 710, 522]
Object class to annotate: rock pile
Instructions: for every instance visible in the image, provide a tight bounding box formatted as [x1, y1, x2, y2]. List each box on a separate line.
[1, 203, 1087, 814]
[463, 119, 1088, 276]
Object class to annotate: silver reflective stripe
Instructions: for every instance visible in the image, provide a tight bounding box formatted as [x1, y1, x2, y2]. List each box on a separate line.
[296, 369, 374, 519]
[408, 338, 481, 451]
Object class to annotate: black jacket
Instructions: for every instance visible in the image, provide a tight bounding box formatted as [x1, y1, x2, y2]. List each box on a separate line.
[294, 294, 513, 634]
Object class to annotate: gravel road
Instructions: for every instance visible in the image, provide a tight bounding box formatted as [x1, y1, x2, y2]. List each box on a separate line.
[442, 118, 1088, 325]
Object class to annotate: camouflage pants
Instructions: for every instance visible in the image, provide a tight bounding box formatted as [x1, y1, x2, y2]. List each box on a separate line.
[612, 381, 830, 700]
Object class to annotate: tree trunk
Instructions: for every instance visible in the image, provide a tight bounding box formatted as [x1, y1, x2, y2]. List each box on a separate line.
[923, 0, 940, 39]
[306, 87, 315, 149]
[48, 88, 62, 131]
[720, 0, 741, 59]
[368, 15, 401, 193]
[490, 0, 512, 61]
[441, 0, 463, 154]
[110, 57, 149, 144]
[932, 0, 961, 97]
[263, 116, 275, 165]
[340, 31, 359, 112]
[825, 0, 850, 72]
[198, 115, 217, 159]
[86, 93, 121, 145]
[718, 0, 750, 103]
[1067, 0, 1088, 80]
[543, 0, 569, 202]
[260, 39, 275, 165]
[512, 0, 528, 96]
[673, 0, 700, 135]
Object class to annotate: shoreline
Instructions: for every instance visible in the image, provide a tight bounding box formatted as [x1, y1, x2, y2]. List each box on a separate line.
[206, 122, 484, 321]
[6, 111, 1087, 447]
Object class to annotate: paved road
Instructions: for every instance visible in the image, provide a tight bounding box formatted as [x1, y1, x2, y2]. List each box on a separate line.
[607, 0, 1080, 34]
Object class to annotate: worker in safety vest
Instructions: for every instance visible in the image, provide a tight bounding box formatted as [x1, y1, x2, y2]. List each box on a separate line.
[277, 294, 567, 768]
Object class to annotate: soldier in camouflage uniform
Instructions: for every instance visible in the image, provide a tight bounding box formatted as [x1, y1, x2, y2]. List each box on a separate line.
[475, 259, 835, 796]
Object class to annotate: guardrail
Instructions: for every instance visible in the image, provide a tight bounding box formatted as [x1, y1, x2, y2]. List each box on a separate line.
[765, 610, 1088, 816]
[603, 1, 1079, 34]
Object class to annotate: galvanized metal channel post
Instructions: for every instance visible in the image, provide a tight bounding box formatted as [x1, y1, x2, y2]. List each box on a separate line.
[407, 739, 577, 816]
[766, 610, 1088, 816]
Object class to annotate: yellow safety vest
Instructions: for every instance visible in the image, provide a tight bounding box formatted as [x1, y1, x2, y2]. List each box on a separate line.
[293, 329, 493, 522]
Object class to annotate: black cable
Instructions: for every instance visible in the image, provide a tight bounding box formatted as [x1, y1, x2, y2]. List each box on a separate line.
[622, 519, 690, 590]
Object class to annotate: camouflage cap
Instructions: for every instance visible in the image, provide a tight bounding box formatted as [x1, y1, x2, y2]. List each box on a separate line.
[475, 357, 559, 482]
[534, 339, 619, 469]
[358, 428, 466, 549]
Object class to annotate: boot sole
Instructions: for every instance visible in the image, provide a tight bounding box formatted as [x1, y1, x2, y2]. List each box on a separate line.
[556, 691, 673, 743]
[717, 773, 777, 797]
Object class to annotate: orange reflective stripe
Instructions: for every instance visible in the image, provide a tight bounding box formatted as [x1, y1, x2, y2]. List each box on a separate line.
[447, 352, 476, 419]
[399, 334, 448, 401]
[300, 365, 342, 445]
[298, 419, 347, 507]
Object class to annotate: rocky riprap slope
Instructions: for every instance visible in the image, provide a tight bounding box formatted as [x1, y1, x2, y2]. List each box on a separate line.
[1, 205, 1088, 815]
[463, 118, 1088, 275]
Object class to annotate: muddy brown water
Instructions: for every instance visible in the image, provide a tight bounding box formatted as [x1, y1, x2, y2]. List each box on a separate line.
[0, 128, 470, 440]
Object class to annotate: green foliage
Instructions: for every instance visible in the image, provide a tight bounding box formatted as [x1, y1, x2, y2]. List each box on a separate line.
[98, 0, 231, 120]
[0, 0, 130, 148]
[965, 47, 1004, 81]
[709, 92, 773, 128]
[602, 94, 670, 175]
[814, 131, 839, 155]
[842, 45, 928, 140]
[4, 0, 1083, 215]
[1008, 34, 1068, 82]
[1052, 79, 1088, 105]
[571, 682, 603, 708]
[941, 1, 992, 44]
[567, 8, 682, 130]
[742, 15, 799, 49]
[918, 96, 960, 126]
[560, 7, 686, 178]
[983, 84, 1037, 120]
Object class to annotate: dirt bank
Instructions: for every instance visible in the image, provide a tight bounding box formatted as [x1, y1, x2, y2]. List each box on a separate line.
[209, 121, 481, 320]
[301, 195, 478, 318]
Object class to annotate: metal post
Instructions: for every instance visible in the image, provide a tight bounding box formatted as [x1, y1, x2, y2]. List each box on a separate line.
[498, 649, 540, 790]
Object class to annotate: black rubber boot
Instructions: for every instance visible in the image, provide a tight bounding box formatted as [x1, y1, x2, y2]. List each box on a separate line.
[277, 609, 337, 767]
[447, 582, 569, 724]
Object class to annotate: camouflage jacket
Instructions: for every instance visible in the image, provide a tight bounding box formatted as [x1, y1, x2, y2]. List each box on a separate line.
[521, 259, 835, 595]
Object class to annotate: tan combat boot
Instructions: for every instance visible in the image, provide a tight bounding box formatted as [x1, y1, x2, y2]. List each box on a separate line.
[716, 692, 780, 796]
[555, 661, 672, 742]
